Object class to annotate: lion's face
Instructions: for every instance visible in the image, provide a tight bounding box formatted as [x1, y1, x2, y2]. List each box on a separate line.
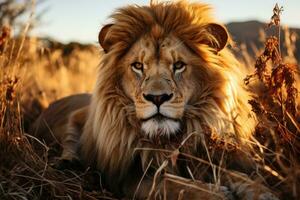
[97, 4, 229, 139]
[121, 35, 198, 137]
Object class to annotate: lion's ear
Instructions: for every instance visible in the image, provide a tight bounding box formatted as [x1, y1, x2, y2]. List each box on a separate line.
[98, 24, 113, 53]
[203, 23, 228, 52]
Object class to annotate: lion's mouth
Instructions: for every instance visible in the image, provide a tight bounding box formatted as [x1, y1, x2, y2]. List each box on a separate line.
[142, 113, 178, 122]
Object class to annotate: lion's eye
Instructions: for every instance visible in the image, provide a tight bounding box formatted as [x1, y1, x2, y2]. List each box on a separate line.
[131, 62, 144, 74]
[173, 61, 186, 73]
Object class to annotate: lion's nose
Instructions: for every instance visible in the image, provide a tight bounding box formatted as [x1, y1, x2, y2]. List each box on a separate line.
[143, 93, 173, 107]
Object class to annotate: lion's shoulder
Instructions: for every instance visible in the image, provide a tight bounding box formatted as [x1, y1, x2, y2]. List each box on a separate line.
[30, 93, 91, 143]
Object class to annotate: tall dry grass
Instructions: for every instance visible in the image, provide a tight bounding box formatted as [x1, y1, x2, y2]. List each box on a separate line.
[0, 25, 115, 199]
[236, 5, 300, 199]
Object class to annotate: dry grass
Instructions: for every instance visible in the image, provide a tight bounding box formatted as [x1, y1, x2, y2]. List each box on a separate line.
[236, 5, 300, 199]
[0, 3, 300, 200]
[0, 26, 115, 199]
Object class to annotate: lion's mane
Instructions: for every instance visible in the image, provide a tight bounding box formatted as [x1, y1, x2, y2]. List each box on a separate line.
[80, 1, 256, 188]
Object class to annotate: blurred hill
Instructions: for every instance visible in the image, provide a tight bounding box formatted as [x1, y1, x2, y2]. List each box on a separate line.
[226, 20, 300, 60]
[37, 20, 300, 63]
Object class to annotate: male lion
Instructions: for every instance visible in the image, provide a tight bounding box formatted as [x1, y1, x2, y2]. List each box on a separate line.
[32, 1, 279, 199]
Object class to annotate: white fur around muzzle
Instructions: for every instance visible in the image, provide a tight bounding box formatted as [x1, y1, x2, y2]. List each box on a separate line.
[141, 119, 180, 138]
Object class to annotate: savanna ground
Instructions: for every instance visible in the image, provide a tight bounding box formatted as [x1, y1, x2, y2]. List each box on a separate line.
[0, 2, 300, 200]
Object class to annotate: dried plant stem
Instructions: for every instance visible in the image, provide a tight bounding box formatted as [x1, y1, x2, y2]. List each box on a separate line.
[133, 158, 153, 200]
[14, 0, 36, 66]
[164, 173, 224, 199]
[147, 160, 168, 199]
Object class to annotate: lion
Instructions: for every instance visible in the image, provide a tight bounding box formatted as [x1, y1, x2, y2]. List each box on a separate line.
[31, 1, 279, 199]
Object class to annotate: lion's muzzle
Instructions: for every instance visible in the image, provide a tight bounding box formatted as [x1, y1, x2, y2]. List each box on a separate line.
[137, 74, 183, 138]
[143, 93, 173, 107]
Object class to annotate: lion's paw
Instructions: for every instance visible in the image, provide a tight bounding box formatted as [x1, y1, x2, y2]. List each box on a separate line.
[219, 186, 235, 200]
[231, 183, 280, 200]
[258, 192, 280, 200]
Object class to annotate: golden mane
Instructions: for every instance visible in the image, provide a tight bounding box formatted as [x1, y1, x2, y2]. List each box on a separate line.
[80, 0, 257, 188]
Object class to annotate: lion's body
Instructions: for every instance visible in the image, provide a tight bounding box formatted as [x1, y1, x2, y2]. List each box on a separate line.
[32, 1, 280, 199]
[31, 94, 90, 144]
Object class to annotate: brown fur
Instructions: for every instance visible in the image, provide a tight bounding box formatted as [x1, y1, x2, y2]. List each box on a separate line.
[30, 93, 90, 144]
[32, 1, 279, 199]
[81, 0, 256, 181]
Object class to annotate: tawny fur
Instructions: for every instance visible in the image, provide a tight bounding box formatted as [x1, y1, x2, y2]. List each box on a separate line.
[32, 1, 279, 199]
[80, 0, 256, 181]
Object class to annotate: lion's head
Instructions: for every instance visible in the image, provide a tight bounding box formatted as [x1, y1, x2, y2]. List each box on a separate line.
[81, 0, 256, 187]
[119, 33, 225, 138]
[97, 2, 235, 138]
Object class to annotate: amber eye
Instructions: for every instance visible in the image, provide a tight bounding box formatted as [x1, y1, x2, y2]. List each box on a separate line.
[131, 62, 144, 74]
[173, 61, 186, 73]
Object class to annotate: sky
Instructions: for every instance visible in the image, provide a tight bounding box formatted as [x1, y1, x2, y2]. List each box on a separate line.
[31, 0, 300, 44]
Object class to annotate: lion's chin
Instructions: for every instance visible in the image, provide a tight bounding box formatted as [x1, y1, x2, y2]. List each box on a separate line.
[141, 118, 180, 138]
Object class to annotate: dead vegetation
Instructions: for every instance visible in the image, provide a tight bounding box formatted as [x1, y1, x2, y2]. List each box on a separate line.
[0, 3, 300, 200]
[0, 24, 110, 199]
[241, 4, 300, 198]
